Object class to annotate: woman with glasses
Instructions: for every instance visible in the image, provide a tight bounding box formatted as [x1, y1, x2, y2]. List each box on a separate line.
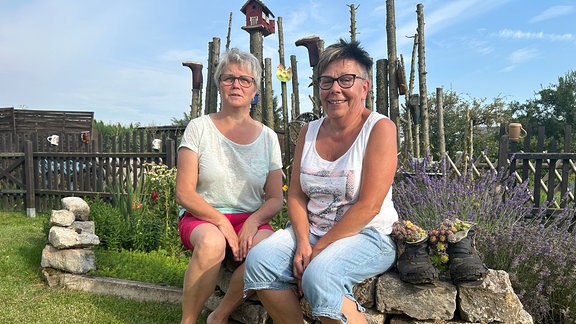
[176, 48, 283, 324]
[245, 39, 398, 323]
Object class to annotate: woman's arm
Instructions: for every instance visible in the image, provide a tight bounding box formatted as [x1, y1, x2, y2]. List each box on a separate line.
[175, 148, 239, 256]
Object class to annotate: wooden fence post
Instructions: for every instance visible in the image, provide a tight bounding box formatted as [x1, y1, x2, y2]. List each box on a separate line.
[24, 140, 36, 217]
[560, 125, 572, 208]
[166, 138, 176, 168]
[497, 135, 509, 174]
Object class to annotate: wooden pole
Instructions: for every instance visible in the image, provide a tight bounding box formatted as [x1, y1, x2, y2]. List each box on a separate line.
[182, 61, 203, 119]
[295, 36, 323, 117]
[436, 87, 445, 157]
[264, 58, 274, 128]
[406, 34, 418, 156]
[277, 17, 291, 174]
[290, 54, 300, 119]
[225, 12, 232, 51]
[375, 59, 389, 116]
[386, 0, 400, 148]
[348, 4, 359, 42]
[366, 58, 374, 111]
[417, 3, 430, 156]
[206, 38, 220, 115]
[165, 138, 176, 168]
[248, 30, 264, 122]
[24, 140, 36, 217]
[205, 41, 213, 115]
[314, 39, 324, 117]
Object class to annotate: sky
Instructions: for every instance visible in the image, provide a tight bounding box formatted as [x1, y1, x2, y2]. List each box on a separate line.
[1, 0, 574, 126]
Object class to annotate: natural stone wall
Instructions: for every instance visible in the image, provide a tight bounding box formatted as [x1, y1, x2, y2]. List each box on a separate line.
[210, 258, 533, 324]
[41, 197, 100, 274]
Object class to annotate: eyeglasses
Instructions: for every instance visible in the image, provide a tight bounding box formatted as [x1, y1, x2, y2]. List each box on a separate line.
[219, 74, 255, 88]
[317, 74, 365, 90]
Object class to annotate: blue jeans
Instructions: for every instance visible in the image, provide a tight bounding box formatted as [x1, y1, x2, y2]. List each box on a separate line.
[244, 225, 396, 323]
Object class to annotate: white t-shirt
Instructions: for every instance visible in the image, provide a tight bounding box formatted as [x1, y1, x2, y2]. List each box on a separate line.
[300, 112, 398, 236]
[179, 115, 282, 214]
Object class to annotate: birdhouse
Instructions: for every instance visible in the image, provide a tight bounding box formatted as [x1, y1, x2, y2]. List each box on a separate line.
[240, 0, 275, 37]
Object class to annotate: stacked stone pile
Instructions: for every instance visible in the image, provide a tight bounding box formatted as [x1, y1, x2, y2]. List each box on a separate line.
[206, 258, 533, 324]
[41, 197, 100, 274]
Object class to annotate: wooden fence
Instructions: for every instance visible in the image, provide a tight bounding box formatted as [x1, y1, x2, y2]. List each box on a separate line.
[1, 125, 574, 215]
[443, 124, 575, 211]
[0, 130, 177, 215]
[0, 126, 184, 154]
[498, 125, 575, 210]
[397, 125, 575, 213]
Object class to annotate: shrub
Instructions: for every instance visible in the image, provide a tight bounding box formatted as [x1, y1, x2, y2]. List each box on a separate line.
[478, 207, 576, 323]
[90, 197, 131, 251]
[394, 159, 532, 230]
[393, 158, 576, 322]
[89, 162, 183, 255]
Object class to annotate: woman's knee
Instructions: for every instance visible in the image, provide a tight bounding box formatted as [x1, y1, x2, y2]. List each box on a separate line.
[245, 229, 296, 285]
[301, 262, 331, 296]
[191, 227, 227, 261]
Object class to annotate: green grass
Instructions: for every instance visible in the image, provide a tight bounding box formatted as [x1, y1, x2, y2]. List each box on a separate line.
[91, 248, 188, 287]
[0, 211, 184, 324]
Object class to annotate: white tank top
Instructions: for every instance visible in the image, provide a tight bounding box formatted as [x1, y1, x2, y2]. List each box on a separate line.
[300, 112, 398, 236]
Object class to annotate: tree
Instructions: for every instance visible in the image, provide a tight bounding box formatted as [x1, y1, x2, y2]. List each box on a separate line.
[510, 70, 576, 147]
[427, 90, 510, 159]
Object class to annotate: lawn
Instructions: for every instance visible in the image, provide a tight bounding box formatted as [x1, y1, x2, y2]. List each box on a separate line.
[0, 211, 183, 324]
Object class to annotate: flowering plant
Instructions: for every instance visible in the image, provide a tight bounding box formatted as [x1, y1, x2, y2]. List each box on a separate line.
[142, 162, 178, 235]
[391, 220, 427, 243]
[393, 157, 576, 321]
[427, 218, 472, 271]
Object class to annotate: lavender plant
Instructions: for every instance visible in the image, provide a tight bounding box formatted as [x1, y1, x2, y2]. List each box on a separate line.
[393, 158, 576, 323]
[394, 158, 532, 230]
[479, 206, 576, 323]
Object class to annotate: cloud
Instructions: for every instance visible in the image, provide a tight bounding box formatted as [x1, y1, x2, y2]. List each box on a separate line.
[509, 48, 539, 64]
[467, 39, 494, 55]
[501, 47, 539, 72]
[530, 5, 575, 23]
[497, 29, 575, 42]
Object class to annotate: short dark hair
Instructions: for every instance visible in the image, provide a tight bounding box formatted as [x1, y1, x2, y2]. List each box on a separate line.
[317, 39, 372, 77]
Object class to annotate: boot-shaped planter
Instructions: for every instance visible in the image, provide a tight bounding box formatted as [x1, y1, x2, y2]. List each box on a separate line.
[396, 236, 439, 285]
[447, 224, 488, 284]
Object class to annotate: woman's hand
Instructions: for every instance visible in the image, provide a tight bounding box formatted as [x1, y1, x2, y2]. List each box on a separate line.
[310, 243, 326, 260]
[237, 218, 259, 261]
[216, 222, 240, 261]
[292, 243, 312, 296]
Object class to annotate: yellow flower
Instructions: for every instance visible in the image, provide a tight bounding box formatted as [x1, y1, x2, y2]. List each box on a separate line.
[439, 254, 449, 264]
[436, 242, 446, 251]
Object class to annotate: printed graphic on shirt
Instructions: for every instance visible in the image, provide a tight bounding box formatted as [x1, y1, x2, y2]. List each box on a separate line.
[300, 168, 356, 234]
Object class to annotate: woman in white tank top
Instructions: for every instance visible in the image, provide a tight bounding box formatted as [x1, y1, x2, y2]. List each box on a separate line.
[245, 39, 399, 323]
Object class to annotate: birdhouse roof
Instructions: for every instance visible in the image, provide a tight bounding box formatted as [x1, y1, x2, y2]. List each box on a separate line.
[240, 0, 275, 18]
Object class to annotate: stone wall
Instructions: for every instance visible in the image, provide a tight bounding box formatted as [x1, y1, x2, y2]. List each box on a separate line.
[209, 258, 534, 324]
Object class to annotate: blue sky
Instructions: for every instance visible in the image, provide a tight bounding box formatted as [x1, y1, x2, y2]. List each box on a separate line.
[1, 0, 574, 126]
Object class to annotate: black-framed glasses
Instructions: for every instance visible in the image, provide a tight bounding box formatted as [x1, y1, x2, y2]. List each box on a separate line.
[219, 74, 255, 88]
[317, 74, 365, 90]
